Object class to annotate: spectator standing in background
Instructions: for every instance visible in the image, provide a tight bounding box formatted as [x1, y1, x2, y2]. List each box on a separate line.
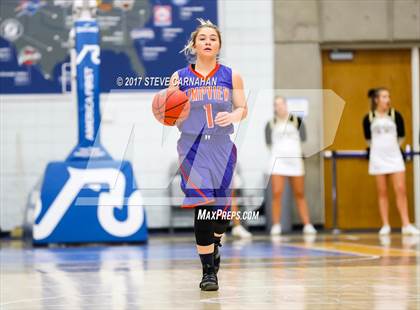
[363, 88, 419, 235]
[265, 96, 317, 236]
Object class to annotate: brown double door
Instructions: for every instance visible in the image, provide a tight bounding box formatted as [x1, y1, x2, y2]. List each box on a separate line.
[323, 49, 414, 229]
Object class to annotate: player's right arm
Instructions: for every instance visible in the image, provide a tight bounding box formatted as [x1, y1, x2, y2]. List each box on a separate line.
[169, 71, 180, 90]
[264, 121, 272, 150]
[362, 114, 371, 146]
[362, 114, 371, 159]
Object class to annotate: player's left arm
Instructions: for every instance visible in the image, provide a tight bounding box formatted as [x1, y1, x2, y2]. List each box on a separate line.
[395, 110, 405, 146]
[214, 71, 248, 127]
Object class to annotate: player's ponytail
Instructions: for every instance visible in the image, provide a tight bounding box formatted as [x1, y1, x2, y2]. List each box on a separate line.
[180, 18, 222, 62]
[368, 88, 378, 111]
[368, 87, 388, 111]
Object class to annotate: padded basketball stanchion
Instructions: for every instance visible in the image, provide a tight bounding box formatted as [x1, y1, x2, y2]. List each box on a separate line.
[31, 0, 148, 244]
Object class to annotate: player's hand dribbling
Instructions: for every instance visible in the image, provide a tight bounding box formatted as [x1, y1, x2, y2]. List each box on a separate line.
[214, 112, 234, 127]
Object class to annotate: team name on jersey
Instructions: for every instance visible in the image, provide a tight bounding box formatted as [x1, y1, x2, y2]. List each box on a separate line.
[186, 86, 231, 102]
[372, 123, 396, 135]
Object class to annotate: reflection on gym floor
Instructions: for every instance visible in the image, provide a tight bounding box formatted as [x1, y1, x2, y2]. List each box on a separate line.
[1, 233, 419, 310]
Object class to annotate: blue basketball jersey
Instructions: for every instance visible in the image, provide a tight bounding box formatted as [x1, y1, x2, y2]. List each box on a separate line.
[177, 63, 234, 135]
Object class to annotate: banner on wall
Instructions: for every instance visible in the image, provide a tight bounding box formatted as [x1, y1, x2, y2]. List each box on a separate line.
[67, 19, 110, 161]
[0, 0, 218, 94]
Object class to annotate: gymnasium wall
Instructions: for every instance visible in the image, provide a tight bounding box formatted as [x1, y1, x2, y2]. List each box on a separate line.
[0, 1, 274, 230]
[3, 1, 417, 231]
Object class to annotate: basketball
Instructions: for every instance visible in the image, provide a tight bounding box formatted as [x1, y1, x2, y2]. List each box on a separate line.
[152, 89, 190, 126]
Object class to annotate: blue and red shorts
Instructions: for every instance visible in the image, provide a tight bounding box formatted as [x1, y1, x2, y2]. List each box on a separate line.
[177, 132, 237, 211]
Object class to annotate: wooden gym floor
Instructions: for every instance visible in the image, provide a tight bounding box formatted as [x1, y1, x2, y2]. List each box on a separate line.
[1, 233, 419, 309]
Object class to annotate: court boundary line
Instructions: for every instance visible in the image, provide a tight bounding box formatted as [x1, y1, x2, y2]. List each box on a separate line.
[221, 255, 380, 267]
[282, 243, 373, 257]
[334, 241, 420, 255]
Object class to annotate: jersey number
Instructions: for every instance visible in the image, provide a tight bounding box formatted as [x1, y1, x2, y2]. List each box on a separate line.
[203, 104, 214, 128]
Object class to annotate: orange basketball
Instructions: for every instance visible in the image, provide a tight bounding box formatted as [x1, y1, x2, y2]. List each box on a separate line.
[152, 89, 190, 126]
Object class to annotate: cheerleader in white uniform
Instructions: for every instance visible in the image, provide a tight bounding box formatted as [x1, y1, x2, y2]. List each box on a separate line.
[265, 96, 316, 235]
[363, 88, 419, 235]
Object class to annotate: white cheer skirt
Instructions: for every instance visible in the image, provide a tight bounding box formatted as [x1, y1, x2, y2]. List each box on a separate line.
[267, 154, 305, 176]
[369, 150, 405, 175]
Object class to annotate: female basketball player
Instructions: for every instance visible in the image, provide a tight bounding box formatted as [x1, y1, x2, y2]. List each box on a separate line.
[168, 19, 248, 291]
[363, 88, 419, 235]
[265, 96, 316, 236]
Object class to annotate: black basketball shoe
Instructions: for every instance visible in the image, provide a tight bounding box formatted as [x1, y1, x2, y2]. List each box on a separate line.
[199, 264, 219, 291]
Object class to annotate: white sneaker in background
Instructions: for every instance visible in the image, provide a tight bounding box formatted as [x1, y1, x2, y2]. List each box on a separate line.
[379, 225, 391, 235]
[402, 224, 420, 235]
[303, 224, 317, 235]
[231, 225, 252, 239]
[270, 224, 282, 236]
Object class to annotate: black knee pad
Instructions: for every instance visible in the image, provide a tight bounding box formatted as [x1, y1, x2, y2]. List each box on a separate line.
[194, 206, 214, 246]
[214, 218, 230, 235]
